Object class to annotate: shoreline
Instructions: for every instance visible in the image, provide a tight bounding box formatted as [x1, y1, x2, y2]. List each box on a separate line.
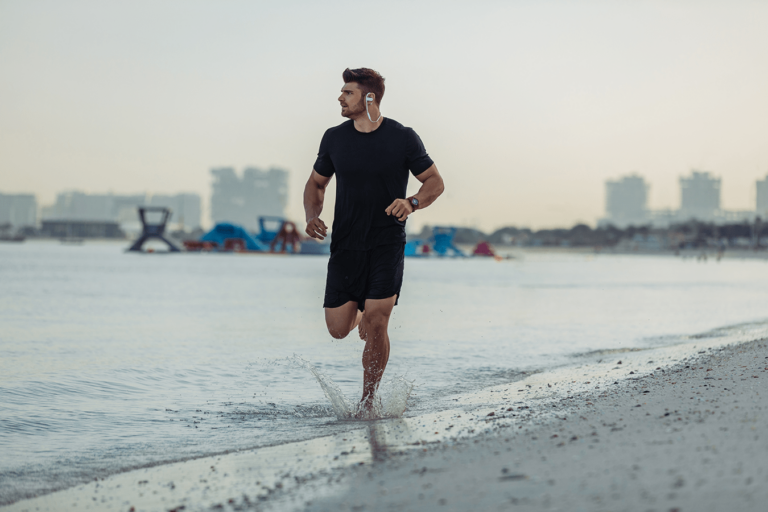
[3, 332, 767, 511]
[8, 239, 768, 259]
[294, 339, 768, 512]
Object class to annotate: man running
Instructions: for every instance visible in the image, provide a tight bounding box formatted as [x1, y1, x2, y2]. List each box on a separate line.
[303, 67, 445, 415]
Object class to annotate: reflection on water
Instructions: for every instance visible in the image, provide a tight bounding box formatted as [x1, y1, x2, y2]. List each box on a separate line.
[367, 420, 409, 464]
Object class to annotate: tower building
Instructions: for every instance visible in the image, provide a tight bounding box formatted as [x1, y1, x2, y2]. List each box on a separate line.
[0, 193, 37, 228]
[757, 174, 768, 217]
[210, 167, 288, 232]
[679, 170, 720, 221]
[604, 174, 648, 227]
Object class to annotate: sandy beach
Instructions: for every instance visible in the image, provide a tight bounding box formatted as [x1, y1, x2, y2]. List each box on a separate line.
[295, 339, 768, 512]
[3, 334, 767, 512]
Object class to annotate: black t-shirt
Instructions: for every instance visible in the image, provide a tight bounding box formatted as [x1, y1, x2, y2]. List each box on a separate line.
[314, 118, 434, 252]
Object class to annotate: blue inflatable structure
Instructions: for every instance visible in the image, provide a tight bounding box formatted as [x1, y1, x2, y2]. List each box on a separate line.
[431, 226, 465, 257]
[198, 218, 330, 255]
[255, 216, 285, 245]
[200, 223, 268, 251]
[404, 239, 427, 257]
[404, 226, 466, 258]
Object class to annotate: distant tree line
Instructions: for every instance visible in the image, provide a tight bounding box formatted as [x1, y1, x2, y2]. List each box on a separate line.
[411, 219, 767, 249]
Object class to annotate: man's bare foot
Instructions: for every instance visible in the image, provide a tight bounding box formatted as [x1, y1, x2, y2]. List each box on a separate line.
[357, 396, 373, 416]
[355, 393, 380, 419]
[358, 312, 367, 341]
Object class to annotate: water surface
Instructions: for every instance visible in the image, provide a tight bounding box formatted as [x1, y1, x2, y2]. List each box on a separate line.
[1, 241, 767, 503]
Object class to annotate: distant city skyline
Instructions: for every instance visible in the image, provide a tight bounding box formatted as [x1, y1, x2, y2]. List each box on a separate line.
[602, 170, 767, 228]
[39, 191, 201, 230]
[1, 1, 767, 231]
[5, 167, 767, 233]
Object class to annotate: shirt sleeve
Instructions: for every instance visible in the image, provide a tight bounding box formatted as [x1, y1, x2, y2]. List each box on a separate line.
[313, 129, 335, 178]
[404, 128, 434, 176]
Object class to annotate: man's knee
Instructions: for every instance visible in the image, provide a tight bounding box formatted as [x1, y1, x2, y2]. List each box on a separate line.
[364, 310, 390, 335]
[325, 304, 359, 339]
[326, 319, 351, 339]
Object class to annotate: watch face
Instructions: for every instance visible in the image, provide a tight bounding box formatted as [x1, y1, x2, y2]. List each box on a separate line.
[411, 198, 419, 206]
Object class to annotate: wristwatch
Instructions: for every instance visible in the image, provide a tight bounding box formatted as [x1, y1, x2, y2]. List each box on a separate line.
[408, 197, 419, 210]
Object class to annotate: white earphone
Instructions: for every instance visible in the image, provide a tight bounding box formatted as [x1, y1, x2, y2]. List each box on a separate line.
[365, 93, 382, 123]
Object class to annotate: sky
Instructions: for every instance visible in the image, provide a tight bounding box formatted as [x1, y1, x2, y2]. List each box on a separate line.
[1, 0, 767, 232]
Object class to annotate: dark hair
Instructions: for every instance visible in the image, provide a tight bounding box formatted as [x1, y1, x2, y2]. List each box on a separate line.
[342, 68, 385, 105]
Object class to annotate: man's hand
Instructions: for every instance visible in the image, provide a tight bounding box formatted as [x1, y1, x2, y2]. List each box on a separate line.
[305, 216, 328, 240]
[385, 199, 414, 222]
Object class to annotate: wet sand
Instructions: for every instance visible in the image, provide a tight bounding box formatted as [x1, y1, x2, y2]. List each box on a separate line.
[297, 339, 768, 512]
[3, 337, 767, 512]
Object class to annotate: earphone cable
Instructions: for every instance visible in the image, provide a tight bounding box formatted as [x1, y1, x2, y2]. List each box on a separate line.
[365, 96, 382, 123]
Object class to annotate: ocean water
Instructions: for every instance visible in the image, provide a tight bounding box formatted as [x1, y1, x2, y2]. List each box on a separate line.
[1, 241, 767, 504]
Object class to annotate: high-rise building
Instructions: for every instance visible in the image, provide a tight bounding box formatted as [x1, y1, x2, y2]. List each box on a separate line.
[42, 191, 146, 221]
[680, 170, 720, 221]
[149, 193, 202, 229]
[757, 175, 768, 217]
[0, 193, 37, 228]
[210, 167, 288, 231]
[599, 170, 761, 227]
[604, 174, 648, 227]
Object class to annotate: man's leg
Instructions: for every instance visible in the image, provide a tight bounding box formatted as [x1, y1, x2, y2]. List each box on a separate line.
[360, 295, 396, 408]
[325, 301, 362, 339]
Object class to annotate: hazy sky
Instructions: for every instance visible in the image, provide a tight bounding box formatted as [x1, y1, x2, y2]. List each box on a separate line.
[1, 0, 767, 231]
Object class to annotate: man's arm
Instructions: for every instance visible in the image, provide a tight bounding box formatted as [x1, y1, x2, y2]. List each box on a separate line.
[304, 169, 332, 240]
[385, 164, 445, 221]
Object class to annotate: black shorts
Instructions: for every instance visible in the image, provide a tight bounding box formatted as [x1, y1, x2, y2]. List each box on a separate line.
[323, 243, 405, 312]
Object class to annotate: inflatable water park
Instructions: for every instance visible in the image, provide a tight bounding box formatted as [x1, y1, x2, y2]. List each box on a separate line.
[126, 208, 329, 255]
[126, 207, 502, 258]
[405, 226, 504, 259]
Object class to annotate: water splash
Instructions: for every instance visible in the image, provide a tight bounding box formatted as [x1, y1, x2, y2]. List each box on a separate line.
[291, 355, 413, 421]
[378, 374, 414, 418]
[288, 355, 352, 419]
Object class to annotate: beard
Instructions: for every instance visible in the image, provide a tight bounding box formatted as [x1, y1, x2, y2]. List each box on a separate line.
[341, 98, 365, 118]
